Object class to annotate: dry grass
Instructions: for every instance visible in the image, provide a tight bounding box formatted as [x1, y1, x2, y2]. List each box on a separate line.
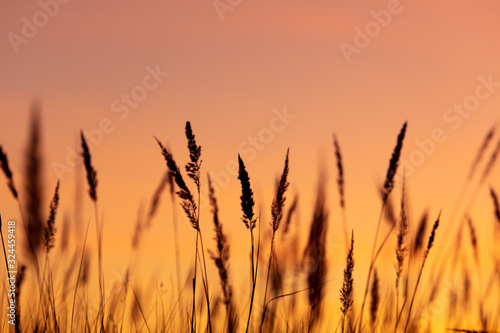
[237, 154, 259, 333]
[370, 268, 379, 330]
[43, 180, 59, 254]
[207, 175, 236, 333]
[304, 175, 328, 332]
[1, 116, 499, 333]
[340, 231, 355, 333]
[260, 148, 289, 332]
[358, 121, 408, 333]
[403, 211, 441, 331]
[0, 146, 18, 199]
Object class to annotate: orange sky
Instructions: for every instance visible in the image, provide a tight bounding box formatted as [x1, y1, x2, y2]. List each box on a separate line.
[1, 0, 500, 330]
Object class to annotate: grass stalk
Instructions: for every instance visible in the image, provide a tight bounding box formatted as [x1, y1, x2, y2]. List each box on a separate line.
[403, 211, 441, 332]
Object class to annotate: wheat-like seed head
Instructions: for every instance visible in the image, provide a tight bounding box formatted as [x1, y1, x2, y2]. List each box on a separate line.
[271, 149, 290, 232]
[468, 125, 496, 180]
[0, 146, 18, 198]
[144, 172, 170, 229]
[423, 211, 441, 260]
[238, 155, 256, 230]
[44, 180, 60, 254]
[465, 215, 478, 264]
[413, 211, 428, 255]
[282, 194, 298, 236]
[185, 121, 202, 189]
[395, 175, 408, 286]
[333, 134, 345, 209]
[80, 131, 98, 202]
[305, 179, 328, 329]
[25, 110, 44, 256]
[207, 174, 236, 332]
[340, 231, 355, 316]
[490, 187, 500, 225]
[480, 138, 500, 183]
[370, 268, 379, 326]
[382, 122, 407, 203]
[155, 137, 198, 229]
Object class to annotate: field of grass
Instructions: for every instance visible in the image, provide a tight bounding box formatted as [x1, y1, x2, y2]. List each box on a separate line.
[1, 112, 499, 333]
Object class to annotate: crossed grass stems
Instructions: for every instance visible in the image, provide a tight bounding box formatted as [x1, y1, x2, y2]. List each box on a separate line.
[0, 112, 500, 332]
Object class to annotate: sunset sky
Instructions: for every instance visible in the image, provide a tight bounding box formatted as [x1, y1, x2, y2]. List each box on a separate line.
[1, 0, 500, 330]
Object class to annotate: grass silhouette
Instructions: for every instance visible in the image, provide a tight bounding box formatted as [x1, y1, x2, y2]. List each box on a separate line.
[0, 113, 499, 333]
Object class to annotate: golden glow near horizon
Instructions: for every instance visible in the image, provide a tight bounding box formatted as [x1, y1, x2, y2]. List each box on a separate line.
[1, 0, 500, 331]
